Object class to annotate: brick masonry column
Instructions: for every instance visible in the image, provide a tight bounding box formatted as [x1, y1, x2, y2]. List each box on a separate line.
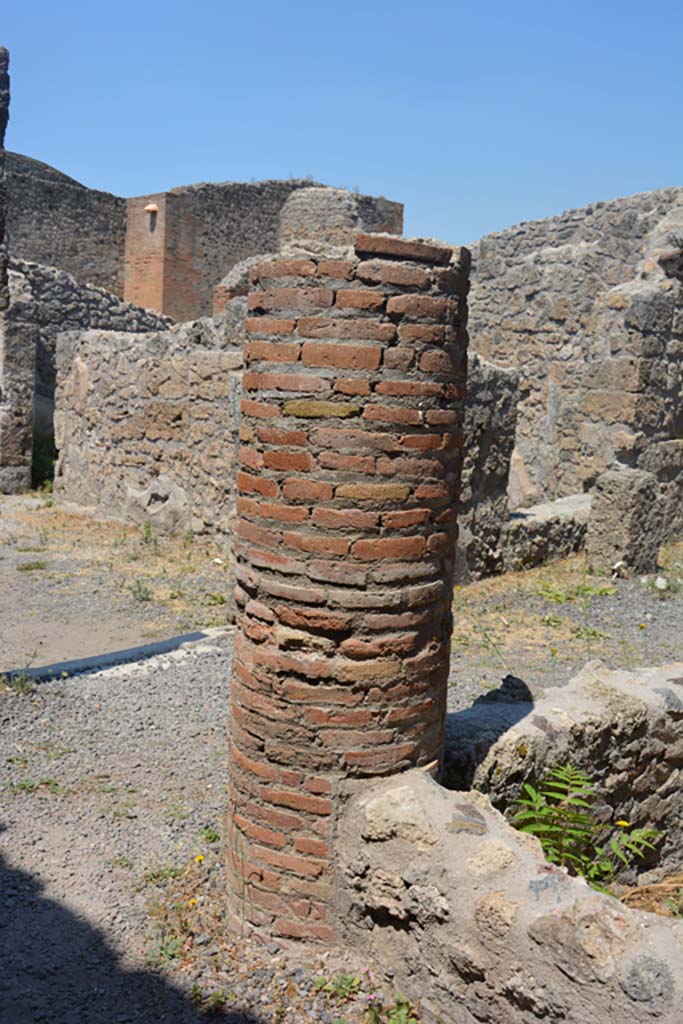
[227, 233, 470, 942]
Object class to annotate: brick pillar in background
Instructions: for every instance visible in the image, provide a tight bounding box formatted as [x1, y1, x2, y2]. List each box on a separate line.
[227, 233, 470, 941]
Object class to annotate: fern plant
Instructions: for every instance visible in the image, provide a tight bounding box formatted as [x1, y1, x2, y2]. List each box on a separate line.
[511, 763, 661, 892]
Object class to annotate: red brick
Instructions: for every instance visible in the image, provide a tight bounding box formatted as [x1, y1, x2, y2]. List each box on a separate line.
[400, 434, 443, 450]
[258, 578, 326, 604]
[419, 349, 456, 374]
[342, 633, 419, 661]
[235, 681, 298, 720]
[229, 740, 279, 782]
[237, 471, 279, 498]
[315, 259, 355, 279]
[385, 699, 435, 725]
[304, 706, 374, 727]
[245, 316, 296, 335]
[241, 617, 272, 645]
[282, 478, 334, 501]
[237, 520, 281, 547]
[293, 837, 331, 857]
[301, 342, 382, 371]
[364, 609, 432, 630]
[354, 234, 452, 265]
[250, 259, 317, 281]
[319, 726, 395, 747]
[272, 919, 337, 942]
[363, 405, 422, 425]
[234, 813, 287, 849]
[256, 426, 307, 447]
[262, 788, 333, 816]
[414, 482, 451, 500]
[241, 398, 280, 419]
[376, 456, 442, 478]
[239, 498, 310, 523]
[248, 287, 334, 311]
[243, 371, 330, 393]
[310, 428, 400, 452]
[274, 605, 353, 632]
[335, 482, 410, 501]
[263, 450, 315, 472]
[298, 317, 396, 342]
[356, 260, 430, 289]
[248, 547, 307, 575]
[304, 777, 333, 795]
[333, 378, 370, 395]
[335, 289, 385, 310]
[352, 536, 426, 560]
[308, 560, 367, 585]
[245, 599, 275, 622]
[247, 800, 305, 832]
[333, 657, 403, 684]
[252, 845, 327, 877]
[344, 742, 416, 769]
[374, 380, 445, 397]
[283, 532, 350, 556]
[427, 531, 454, 554]
[281, 769, 303, 787]
[281, 679, 362, 706]
[386, 294, 449, 319]
[246, 340, 300, 363]
[383, 348, 415, 370]
[318, 451, 375, 473]
[382, 509, 431, 529]
[239, 444, 264, 471]
[426, 408, 459, 425]
[312, 507, 379, 530]
[398, 323, 446, 343]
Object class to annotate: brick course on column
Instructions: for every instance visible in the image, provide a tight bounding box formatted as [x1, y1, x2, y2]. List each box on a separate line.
[227, 233, 470, 942]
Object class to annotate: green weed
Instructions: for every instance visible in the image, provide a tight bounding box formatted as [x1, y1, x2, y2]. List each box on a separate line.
[131, 579, 152, 602]
[511, 763, 661, 892]
[17, 560, 47, 572]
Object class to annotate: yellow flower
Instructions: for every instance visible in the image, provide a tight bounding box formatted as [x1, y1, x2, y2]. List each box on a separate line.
[194, 854, 205, 863]
[187, 897, 197, 906]
[616, 820, 630, 828]
[638, 623, 647, 630]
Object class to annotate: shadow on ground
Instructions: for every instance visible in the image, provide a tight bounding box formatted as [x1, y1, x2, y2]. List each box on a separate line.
[0, 830, 266, 1024]
[443, 674, 534, 790]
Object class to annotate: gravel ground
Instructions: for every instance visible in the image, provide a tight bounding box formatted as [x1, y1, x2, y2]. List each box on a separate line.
[2, 494, 683, 1023]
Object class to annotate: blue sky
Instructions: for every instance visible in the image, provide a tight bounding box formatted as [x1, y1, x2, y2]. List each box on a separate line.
[3, 1, 682, 242]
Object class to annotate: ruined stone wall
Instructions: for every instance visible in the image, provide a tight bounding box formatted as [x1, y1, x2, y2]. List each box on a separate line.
[0, 257, 170, 493]
[469, 188, 683, 507]
[226, 234, 469, 940]
[456, 354, 519, 579]
[54, 311, 244, 542]
[5, 152, 126, 295]
[124, 182, 403, 321]
[0, 46, 22, 492]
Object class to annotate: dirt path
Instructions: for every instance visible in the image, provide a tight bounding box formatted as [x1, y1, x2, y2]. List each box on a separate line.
[0, 495, 233, 673]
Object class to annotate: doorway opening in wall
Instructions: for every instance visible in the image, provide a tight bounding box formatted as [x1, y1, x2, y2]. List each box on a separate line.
[31, 426, 56, 490]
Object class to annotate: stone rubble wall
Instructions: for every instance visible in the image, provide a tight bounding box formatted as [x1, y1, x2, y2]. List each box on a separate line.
[338, 760, 683, 1024]
[54, 310, 244, 544]
[0, 46, 20, 492]
[501, 492, 592, 571]
[444, 659, 683, 875]
[456, 354, 519, 580]
[6, 152, 127, 295]
[0, 258, 171, 494]
[469, 188, 683, 509]
[225, 234, 469, 941]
